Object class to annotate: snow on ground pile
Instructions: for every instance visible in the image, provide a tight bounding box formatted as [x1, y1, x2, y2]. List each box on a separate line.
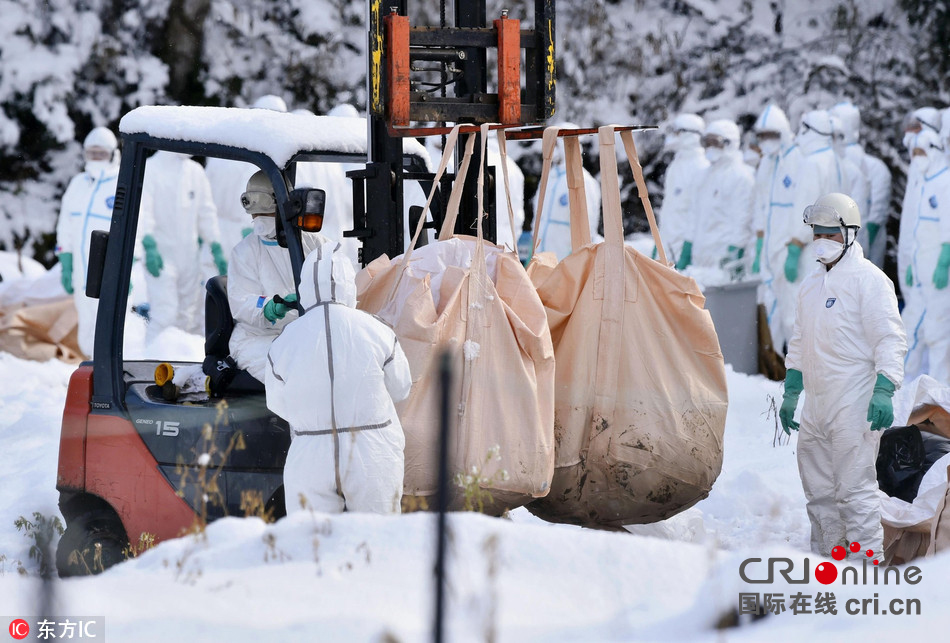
[1, 358, 948, 639]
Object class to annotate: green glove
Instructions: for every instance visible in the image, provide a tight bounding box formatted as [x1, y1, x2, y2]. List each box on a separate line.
[59, 252, 74, 294]
[651, 245, 658, 260]
[676, 240, 693, 271]
[263, 293, 298, 323]
[142, 234, 164, 277]
[906, 265, 913, 287]
[933, 243, 950, 290]
[867, 373, 896, 431]
[242, 227, 253, 238]
[784, 244, 802, 283]
[751, 237, 763, 274]
[211, 241, 228, 276]
[867, 222, 880, 248]
[779, 368, 803, 435]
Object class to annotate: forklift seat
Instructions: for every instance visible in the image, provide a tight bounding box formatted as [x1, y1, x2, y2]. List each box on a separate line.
[204, 276, 265, 394]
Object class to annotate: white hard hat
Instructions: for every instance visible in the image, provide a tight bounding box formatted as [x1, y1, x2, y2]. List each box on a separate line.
[803, 192, 862, 231]
[83, 127, 117, 152]
[252, 94, 288, 112]
[241, 170, 277, 215]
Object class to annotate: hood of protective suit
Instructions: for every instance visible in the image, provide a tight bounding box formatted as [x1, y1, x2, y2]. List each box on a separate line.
[912, 107, 941, 134]
[299, 241, 357, 310]
[664, 113, 705, 152]
[754, 104, 792, 145]
[829, 102, 861, 144]
[795, 110, 834, 153]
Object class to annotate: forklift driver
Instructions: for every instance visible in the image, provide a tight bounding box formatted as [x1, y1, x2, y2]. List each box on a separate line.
[227, 170, 328, 382]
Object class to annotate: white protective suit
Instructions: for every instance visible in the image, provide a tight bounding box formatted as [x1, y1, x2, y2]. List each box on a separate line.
[55, 162, 120, 356]
[660, 113, 709, 263]
[753, 105, 823, 352]
[142, 151, 222, 339]
[900, 129, 950, 384]
[786, 241, 907, 558]
[266, 241, 412, 514]
[487, 135, 525, 253]
[534, 135, 603, 260]
[204, 157, 257, 258]
[831, 102, 892, 268]
[795, 110, 845, 197]
[830, 115, 870, 233]
[690, 119, 755, 268]
[228, 223, 326, 382]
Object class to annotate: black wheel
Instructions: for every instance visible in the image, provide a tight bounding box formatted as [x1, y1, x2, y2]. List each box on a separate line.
[56, 510, 129, 577]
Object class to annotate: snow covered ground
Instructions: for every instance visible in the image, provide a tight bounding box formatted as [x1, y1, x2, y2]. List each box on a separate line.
[0, 328, 947, 641]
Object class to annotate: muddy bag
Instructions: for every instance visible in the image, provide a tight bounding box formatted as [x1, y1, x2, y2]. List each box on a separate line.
[525, 125, 728, 528]
[356, 124, 555, 512]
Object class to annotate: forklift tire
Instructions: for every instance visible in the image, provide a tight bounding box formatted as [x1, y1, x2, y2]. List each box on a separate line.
[56, 510, 129, 577]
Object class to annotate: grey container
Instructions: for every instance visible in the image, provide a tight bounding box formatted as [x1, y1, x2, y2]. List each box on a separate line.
[702, 279, 760, 375]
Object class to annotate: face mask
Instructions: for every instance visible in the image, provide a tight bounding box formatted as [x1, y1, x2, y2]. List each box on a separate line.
[903, 132, 915, 151]
[85, 161, 111, 177]
[704, 147, 723, 163]
[909, 155, 928, 175]
[253, 216, 277, 240]
[759, 139, 781, 156]
[812, 238, 844, 264]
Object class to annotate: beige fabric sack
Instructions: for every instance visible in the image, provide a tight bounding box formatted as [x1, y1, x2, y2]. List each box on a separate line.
[356, 124, 555, 512]
[0, 297, 84, 363]
[525, 125, 728, 528]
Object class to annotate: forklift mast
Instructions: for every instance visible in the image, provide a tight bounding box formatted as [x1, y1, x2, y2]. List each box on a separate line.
[354, 0, 555, 266]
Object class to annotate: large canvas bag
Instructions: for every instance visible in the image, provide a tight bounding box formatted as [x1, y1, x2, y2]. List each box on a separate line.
[356, 124, 555, 512]
[525, 125, 728, 528]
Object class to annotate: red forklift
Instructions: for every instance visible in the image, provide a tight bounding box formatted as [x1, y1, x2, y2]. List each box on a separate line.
[55, 0, 555, 576]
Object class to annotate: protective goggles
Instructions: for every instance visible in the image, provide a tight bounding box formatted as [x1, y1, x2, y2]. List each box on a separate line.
[84, 147, 112, 161]
[754, 130, 781, 142]
[799, 121, 831, 137]
[673, 127, 702, 136]
[802, 204, 846, 228]
[701, 133, 727, 148]
[240, 190, 276, 214]
[902, 114, 939, 134]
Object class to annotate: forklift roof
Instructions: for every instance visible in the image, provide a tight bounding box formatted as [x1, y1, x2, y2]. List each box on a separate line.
[119, 105, 431, 170]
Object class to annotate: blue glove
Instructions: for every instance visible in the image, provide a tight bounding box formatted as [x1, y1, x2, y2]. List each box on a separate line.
[676, 240, 693, 271]
[142, 234, 163, 277]
[906, 265, 913, 287]
[784, 244, 801, 283]
[933, 243, 950, 290]
[59, 252, 74, 294]
[751, 237, 763, 274]
[779, 368, 803, 435]
[867, 222, 880, 248]
[211, 242, 228, 276]
[263, 293, 298, 323]
[867, 373, 896, 431]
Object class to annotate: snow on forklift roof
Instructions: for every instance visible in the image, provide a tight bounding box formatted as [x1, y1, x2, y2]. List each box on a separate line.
[119, 105, 431, 169]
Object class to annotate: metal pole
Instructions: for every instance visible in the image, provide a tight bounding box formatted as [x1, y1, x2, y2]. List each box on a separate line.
[434, 349, 452, 643]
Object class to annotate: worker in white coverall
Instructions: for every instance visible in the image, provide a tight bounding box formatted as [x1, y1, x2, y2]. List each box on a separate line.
[679, 119, 755, 273]
[266, 241, 412, 514]
[204, 96, 290, 259]
[829, 102, 892, 269]
[533, 126, 603, 260]
[141, 151, 227, 341]
[750, 104, 822, 354]
[228, 170, 327, 382]
[781, 193, 907, 560]
[55, 127, 122, 356]
[829, 114, 870, 233]
[900, 129, 950, 384]
[899, 106, 943, 312]
[657, 113, 709, 264]
[794, 110, 844, 197]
